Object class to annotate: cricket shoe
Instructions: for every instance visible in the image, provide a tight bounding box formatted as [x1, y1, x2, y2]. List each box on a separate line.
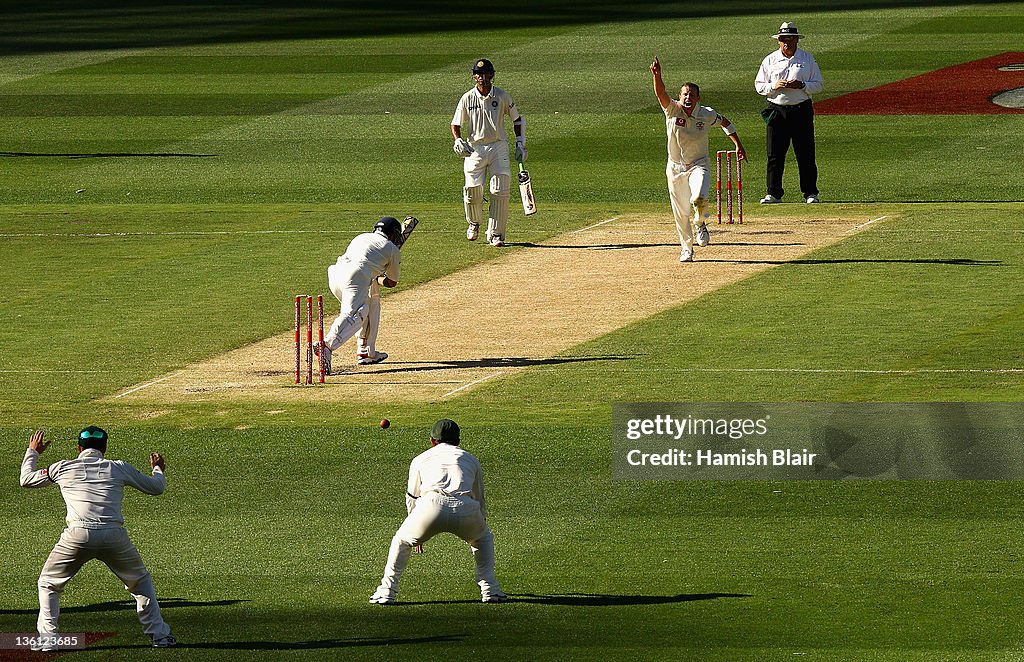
[482, 592, 509, 603]
[369, 590, 396, 605]
[152, 635, 177, 648]
[315, 344, 332, 376]
[679, 248, 693, 262]
[759, 194, 781, 204]
[31, 635, 59, 652]
[466, 223, 480, 241]
[488, 234, 505, 247]
[357, 351, 388, 366]
[695, 223, 710, 247]
[805, 195, 821, 204]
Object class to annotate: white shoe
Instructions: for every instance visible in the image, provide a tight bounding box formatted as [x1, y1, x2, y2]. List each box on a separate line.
[760, 195, 781, 204]
[805, 195, 820, 203]
[152, 635, 177, 648]
[695, 224, 710, 247]
[482, 592, 509, 603]
[369, 589, 396, 605]
[31, 635, 59, 652]
[315, 344, 331, 376]
[466, 223, 479, 241]
[679, 248, 693, 262]
[357, 351, 388, 366]
[489, 234, 505, 247]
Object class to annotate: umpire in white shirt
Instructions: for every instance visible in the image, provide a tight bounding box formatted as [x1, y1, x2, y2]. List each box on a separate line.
[755, 22, 824, 204]
[370, 419, 508, 604]
[19, 426, 175, 649]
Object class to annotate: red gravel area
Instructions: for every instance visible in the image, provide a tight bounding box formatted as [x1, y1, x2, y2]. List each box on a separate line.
[816, 52, 1024, 115]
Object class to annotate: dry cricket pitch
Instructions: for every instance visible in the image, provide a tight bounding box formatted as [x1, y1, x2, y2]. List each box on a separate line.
[112, 213, 880, 404]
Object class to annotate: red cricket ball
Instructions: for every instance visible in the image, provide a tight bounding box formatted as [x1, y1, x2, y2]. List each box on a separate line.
[380, 418, 390, 429]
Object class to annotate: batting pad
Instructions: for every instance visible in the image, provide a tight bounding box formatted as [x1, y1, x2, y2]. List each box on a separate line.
[325, 302, 369, 350]
[489, 193, 510, 236]
[357, 292, 382, 354]
[464, 186, 484, 224]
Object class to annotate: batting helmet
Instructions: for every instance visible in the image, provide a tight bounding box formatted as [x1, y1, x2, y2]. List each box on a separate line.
[472, 58, 495, 75]
[374, 216, 404, 247]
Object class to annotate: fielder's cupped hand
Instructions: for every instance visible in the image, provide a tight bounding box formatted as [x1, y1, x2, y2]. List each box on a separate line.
[453, 138, 474, 157]
[150, 452, 166, 470]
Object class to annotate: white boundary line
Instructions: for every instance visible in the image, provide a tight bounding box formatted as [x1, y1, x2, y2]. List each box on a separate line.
[846, 215, 888, 233]
[2, 230, 365, 239]
[113, 371, 184, 399]
[441, 372, 500, 398]
[508, 366, 1024, 375]
[570, 216, 620, 234]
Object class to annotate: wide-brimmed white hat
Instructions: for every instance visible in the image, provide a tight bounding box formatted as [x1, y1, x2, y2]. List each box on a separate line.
[772, 22, 803, 38]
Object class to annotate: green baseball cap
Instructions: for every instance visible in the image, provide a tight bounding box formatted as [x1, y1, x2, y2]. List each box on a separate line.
[431, 419, 460, 444]
[79, 425, 107, 443]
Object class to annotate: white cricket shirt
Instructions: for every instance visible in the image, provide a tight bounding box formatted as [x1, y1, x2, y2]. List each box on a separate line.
[664, 103, 724, 166]
[20, 448, 166, 528]
[451, 85, 521, 145]
[405, 443, 485, 512]
[336, 231, 401, 287]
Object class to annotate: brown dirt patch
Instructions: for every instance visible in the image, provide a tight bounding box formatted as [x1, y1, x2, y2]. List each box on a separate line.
[111, 213, 880, 405]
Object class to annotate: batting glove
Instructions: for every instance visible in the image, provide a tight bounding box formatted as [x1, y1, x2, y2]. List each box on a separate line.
[514, 139, 527, 162]
[453, 138, 474, 157]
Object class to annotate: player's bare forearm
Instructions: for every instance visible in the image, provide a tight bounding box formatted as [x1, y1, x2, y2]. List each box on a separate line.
[451, 125, 461, 140]
[650, 56, 671, 109]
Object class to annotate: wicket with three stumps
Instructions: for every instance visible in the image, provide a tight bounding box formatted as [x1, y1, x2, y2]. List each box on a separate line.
[716, 149, 743, 224]
[294, 294, 325, 384]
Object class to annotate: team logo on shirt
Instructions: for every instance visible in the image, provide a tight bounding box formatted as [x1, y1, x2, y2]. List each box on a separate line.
[675, 117, 686, 126]
[491, 100, 498, 108]
[468, 104, 479, 111]
[696, 121, 705, 129]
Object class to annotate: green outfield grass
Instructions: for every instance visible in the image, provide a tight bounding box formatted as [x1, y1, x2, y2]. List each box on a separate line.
[2, 2, 1023, 659]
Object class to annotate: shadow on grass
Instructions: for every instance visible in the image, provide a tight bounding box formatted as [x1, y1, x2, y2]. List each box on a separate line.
[702, 258, 1002, 266]
[86, 634, 464, 651]
[2, 0, 1011, 55]
[403, 592, 751, 606]
[513, 242, 803, 250]
[0, 598, 247, 616]
[357, 355, 630, 376]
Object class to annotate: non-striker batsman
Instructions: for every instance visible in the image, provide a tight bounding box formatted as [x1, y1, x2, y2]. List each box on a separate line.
[451, 58, 527, 247]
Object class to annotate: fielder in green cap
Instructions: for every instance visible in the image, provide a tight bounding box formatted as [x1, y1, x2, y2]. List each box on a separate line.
[19, 427, 176, 649]
[369, 418, 508, 604]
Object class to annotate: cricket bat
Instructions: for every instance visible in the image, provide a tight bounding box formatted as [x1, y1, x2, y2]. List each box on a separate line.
[517, 160, 537, 216]
[400, 215, 419, 247]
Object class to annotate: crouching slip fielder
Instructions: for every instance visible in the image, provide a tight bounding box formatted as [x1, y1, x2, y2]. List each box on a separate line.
[451, 58, 526, 247]
[651, 56, 746, 262]
[321, 217, 403, 372]
[20, 427, 176, 650]
[370, 419, 508, 604]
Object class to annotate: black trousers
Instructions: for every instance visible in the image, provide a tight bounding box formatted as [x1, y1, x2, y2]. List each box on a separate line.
[765, 100, 818, 200]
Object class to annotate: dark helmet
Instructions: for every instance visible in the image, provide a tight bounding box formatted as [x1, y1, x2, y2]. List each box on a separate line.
[472, 58, 495, 75]
[374, 216, 404, 247]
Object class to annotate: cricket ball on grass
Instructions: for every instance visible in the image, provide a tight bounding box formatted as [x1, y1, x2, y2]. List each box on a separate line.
[380, 418, 390, 429]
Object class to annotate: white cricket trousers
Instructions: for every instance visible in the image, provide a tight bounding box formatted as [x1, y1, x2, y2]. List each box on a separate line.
[37, 527, 171, 639]
[376, 493, 502, 598]
[325, 258, 380, 353]
[666, 159, 711, 251]
[463, 141, 511, 187]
